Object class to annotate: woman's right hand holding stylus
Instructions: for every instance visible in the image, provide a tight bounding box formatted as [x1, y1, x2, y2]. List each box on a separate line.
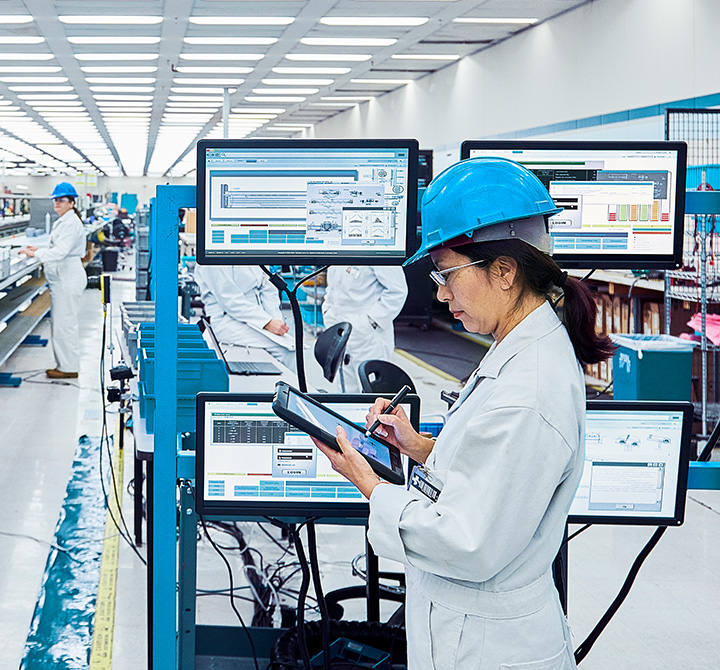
[366, 397, 435, 464]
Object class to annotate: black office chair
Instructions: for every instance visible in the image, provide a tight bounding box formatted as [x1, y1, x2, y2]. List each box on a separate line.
[313, 321, 352, 390]
[358, 359, 416, 394]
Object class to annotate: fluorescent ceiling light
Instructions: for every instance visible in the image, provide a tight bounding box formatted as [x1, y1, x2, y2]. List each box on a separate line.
[301, 37, 396, 47]
[189, 17, 293, 25]
[320, 96, 374, 101]
[244, 96, 305, 103]
[170, 87, 230, 94]
[163, 108, 218, 114]
[453, 17, 538, 24]
[251, 88, 319, 95]
[93, 94, 154, 100]
[26, 100, 82, 106]
[167, 102, 221, 107]
[231, 107, 286, 114]
[0, 53, 54, 60]
[229, 114, 277, 119]
[172, 78, 244, 86]
[0, 37, 44, 44]
[310, 102, 355, 107]
[285, 53, 371, 62]
[273, 123, 314, 128]
[95, 101, 152, 106]
[0, 67, 61, 73]
[175, 66, 253, 74]
[9, 86, 73, 92]
[262, 78, 334, 86]
[86, 77, 156, 84]
[90, 86, 155, 93]
[179, 53, 264, 61]
[184, 37, 277, 45]
[81, 66, 157, 73]
[0, 16, 33, 24]
[391, 54, 459, 60]
[59, 16, 163, 25]
[75, 53, 159, 61]
[18, 94, 78, 100]
[320, 16, 428, 26]
[69, 36, 161, 45]
[1, 76, 67, 82]
[168, 95, 224, 102]
[272, 66, 351, 75]
[350, 78, 412, 84]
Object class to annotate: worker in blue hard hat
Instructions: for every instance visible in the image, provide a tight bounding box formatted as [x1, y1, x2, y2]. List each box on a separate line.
[311, 157, 614, 669]
[19, 182, 86, 379]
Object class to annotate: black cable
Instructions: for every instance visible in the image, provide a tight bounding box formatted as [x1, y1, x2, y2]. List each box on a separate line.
[199, 514, 260, 670]
[574, 526, 667, 664]
[562, 523, 591, 550]
[306, 522, 331, 670]
[593, 380, 613, 398]
[291, 526, 313, 670]
[257, 520, 296, 555]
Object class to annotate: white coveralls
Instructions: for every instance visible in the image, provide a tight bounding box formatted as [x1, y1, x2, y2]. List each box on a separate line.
[34, 210, 87, 373]
[194, 265, 295, 369]
[321, 266, 408, 392]
[369, 302, 585, 670]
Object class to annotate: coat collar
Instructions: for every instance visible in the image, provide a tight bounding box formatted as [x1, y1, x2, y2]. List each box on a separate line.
[475, 301, 563, 381]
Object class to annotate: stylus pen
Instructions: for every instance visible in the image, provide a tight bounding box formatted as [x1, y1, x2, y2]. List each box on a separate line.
[365, 385, 412, 437]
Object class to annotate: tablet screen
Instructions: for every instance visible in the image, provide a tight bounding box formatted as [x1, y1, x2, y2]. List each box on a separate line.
[286, 387, 394, 471]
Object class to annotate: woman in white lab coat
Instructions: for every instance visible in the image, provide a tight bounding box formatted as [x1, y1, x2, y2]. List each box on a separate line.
[322, 265, 408, 392]
[194, 264, 295, 369]
[312, 158, 614, 670]
[19, 182, 86, 379]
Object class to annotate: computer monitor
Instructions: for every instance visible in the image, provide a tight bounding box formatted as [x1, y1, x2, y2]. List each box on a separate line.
[195, 392, 421, 519]
[196, 139, 419, 265]
[569, 400, 693, 526]
[460, 140, 687, 270]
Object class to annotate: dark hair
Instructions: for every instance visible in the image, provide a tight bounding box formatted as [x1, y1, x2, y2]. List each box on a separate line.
[456, 239, 614, 366]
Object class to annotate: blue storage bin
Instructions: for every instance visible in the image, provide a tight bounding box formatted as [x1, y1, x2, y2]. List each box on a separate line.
[299, 301, 324, 327]
[146, 356, 228, 394]
[139, 347, 217, 386]
[144, 393, 197, 434]
[611, 334, 695, 401]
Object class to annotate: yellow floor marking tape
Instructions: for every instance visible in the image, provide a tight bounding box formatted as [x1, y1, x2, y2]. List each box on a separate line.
[395, 348, 460, 383]
[89, 417, 124, 669]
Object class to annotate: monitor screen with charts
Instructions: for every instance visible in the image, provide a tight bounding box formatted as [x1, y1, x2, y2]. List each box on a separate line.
[569, 400, 693, 525]
[195, 392, 421, 518]
[196, 139, 419, 265]
[461, 140, 687, 270]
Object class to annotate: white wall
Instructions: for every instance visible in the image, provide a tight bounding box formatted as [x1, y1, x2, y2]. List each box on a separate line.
[312, 0, 720, 168]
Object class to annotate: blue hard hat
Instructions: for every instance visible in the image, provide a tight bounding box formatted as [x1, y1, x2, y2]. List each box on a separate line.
[51, 182, 79, 199]
[405, 157, 562, 265]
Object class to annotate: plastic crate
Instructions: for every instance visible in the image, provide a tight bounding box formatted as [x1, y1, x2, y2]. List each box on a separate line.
[611, 334, 695, 401]
[139, 347, 217, 387]
[299, 301, 324, 327]
[147, 356, 227, 394]
[143, 392, 197, 434]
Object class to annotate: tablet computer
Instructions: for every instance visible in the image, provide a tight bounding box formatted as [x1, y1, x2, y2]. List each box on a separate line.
[272, 381, 405, 485]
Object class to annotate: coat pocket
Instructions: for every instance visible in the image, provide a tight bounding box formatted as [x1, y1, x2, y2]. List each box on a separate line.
[500, 644, 573, 670]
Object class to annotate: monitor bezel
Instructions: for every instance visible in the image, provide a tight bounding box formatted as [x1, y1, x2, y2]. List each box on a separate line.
[569, 399, 693, 526]
[195, 391, 421, 519]
[460, 139, 688, 270]
[196, 138, 420, 266]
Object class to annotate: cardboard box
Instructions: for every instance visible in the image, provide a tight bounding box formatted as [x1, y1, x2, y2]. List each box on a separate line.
[184, 209, 196, 234]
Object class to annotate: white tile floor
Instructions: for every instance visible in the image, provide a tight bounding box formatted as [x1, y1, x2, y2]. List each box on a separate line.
[1, 273, 719, 670]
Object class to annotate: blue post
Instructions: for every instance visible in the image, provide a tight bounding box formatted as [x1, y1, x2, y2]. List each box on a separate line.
[153, 185, 196, 669]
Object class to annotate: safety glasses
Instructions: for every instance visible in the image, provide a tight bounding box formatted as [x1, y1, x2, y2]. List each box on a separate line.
[429, 259, 490, 286]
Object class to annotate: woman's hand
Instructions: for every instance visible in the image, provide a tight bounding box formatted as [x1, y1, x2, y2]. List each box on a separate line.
[366, 398, 435, 464]
[311, 427, 382, 499]
[264, 318, 290, 336]
[18, 245, 37, 257]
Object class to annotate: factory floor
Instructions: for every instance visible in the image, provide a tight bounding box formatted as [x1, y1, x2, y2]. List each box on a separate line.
[0, 271, 719, 670]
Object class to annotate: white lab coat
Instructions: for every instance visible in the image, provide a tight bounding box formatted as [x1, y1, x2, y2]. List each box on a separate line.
[34, 210, 87, 373]
[321, 266, 408, 392]
[194, 265, 295, 369]
[369, 302, 585, 669]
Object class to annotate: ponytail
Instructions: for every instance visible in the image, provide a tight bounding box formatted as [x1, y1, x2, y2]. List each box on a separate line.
[454, 239, 615, 367]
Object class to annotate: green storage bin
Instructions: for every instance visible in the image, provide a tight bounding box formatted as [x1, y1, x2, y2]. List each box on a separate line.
[611, 334, 695, 401]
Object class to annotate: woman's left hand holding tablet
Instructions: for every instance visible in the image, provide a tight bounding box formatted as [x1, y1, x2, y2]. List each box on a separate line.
[311, 427, 382, 499]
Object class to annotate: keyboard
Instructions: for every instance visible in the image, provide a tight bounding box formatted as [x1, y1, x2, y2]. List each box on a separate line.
[227, 360, 282, 375]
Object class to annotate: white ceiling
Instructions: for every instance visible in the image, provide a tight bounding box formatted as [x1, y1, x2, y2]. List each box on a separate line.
[0, 0, 589, 179]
